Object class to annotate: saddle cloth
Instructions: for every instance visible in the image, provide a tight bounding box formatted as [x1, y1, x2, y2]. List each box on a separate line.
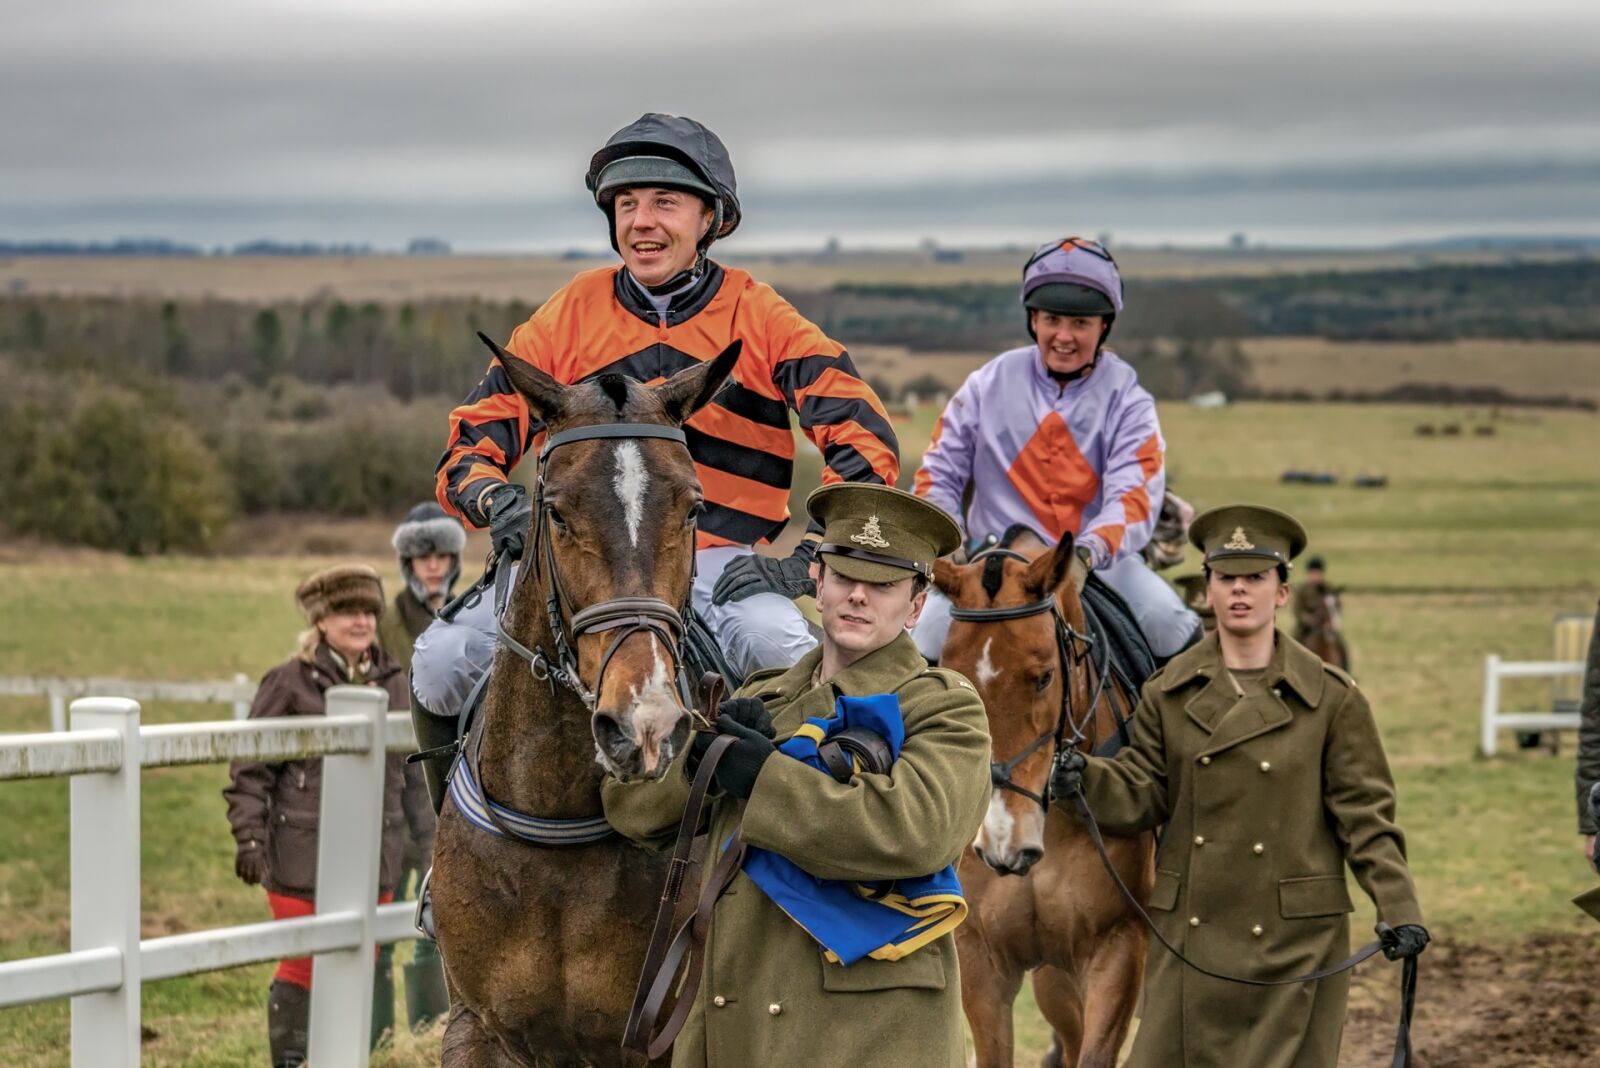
[739, 693, 968, 966]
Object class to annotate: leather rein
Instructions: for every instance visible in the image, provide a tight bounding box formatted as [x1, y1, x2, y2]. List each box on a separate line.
[947, 548, 1114, 812]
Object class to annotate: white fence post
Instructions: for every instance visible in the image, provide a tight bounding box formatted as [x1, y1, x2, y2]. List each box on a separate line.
[307, 686, 388, 1068]
[51, 690, 67, 734]
[69, 698, 142, 1068]
[233, 674, 251, 721]
[1481, 654, 1500, 757]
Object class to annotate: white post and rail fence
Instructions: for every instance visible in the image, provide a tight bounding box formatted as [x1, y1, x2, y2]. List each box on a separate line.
[1479, 655, 1586, 757]
[0, 675, 256, 732]
[0, 687, 420, 1068]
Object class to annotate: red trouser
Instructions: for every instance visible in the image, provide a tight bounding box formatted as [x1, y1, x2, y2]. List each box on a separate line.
[266, 890, 394, 989]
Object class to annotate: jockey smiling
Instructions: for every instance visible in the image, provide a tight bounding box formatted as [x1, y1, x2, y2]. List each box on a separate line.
[912, 237, 1201, 662]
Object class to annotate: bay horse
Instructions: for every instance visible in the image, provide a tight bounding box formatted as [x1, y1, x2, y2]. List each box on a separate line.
[1299, 586, 1349, 671]
[430, 336, 740, 1067]
[933, 530, 1154, 1068]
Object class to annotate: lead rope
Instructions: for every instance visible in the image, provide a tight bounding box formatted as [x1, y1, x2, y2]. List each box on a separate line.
[1059, 780, 1417, 1065]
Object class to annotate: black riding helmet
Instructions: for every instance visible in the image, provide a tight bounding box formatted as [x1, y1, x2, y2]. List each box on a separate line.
[585, 114, 741, 258]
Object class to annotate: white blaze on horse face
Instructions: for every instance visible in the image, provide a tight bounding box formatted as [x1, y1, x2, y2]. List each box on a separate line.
[975, 637, 1001, 688]
[624, 641, 682, 776]
[613, 441, 648, 548]
[979, 788, 1015, 858]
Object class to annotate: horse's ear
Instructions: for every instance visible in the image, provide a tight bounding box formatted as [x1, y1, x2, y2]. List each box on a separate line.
[478, 332, 566, 424]
[654, 340, 742, 425]
[1024, 532, 1078, 598]
[932, 557, 963, 599]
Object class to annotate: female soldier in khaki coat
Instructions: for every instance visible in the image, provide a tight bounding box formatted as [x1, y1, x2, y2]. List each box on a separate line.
[1052, 505, 1429, 1067]
[603, 484, 991, 1068]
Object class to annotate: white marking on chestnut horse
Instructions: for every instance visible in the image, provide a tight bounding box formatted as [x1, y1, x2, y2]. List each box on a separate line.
[975, 637, 1000, 688]
[622, 642, 680, 775]
[613, 441, 647, 547]
[979, 787, 1015, 858]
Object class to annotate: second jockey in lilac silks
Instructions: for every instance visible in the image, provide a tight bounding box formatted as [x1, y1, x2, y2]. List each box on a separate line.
[912, 237, 1201, 662]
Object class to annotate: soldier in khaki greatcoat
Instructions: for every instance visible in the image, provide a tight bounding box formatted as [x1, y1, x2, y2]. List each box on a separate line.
[1052, 504, 1429, 1068]
[603, 484, 991, 1068]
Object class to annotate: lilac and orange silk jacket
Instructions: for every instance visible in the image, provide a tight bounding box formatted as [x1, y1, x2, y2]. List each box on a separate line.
[913, 346, 1166, 568]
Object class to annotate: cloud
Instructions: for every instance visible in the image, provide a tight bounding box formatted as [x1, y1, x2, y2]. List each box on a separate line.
[2, 0, 1597, 245]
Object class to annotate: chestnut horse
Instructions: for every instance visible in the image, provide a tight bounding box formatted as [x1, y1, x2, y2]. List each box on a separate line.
[1298, 587, 1350, 671]
[934, 531, 1154, 1068]
[430, 337, 740, 1067]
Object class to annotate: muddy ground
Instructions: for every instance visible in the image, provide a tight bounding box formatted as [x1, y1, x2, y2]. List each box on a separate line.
[1342, 933, 1597, 1066]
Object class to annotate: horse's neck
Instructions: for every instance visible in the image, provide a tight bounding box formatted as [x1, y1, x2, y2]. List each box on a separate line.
[476, 584, 607, 819]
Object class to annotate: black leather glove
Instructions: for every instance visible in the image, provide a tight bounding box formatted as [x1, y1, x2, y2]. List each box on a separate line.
[711, 548, 816, 606]
[1048, 748, 1088, 803]
[1379, 923, 1430, 961]
[711, 715, 776, 799]
[718, 697, 774, 738]
[485, 483, 533, 562]
[234, 839, 268, 886]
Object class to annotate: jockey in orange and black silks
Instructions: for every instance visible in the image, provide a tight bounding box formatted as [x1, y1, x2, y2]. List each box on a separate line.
[433, 114, 899, 683]
[912, 238, 1202, 662]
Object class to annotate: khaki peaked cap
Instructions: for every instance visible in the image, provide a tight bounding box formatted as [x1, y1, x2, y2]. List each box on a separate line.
[807, 483, 962, 584]
[1189, 504, 1308, 576]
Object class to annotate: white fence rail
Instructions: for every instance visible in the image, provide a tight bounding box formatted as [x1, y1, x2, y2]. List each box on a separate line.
[1479, 654, 1586, 756]
[0, 675, 256, 732]
[0, 688, 420, 1068]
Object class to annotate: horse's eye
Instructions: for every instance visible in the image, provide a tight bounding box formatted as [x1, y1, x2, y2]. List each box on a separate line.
[684, 501, 704, 527]
[548, 507, 569, 532]
[1035, 670, 1054, 694]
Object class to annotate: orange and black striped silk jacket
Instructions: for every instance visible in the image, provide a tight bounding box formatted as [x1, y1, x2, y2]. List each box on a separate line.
[436, 262, 899, 549]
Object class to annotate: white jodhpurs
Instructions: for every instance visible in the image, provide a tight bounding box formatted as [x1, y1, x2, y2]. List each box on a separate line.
[692, 545, 817, 680]
[410, 549, 816, 720]
[912, 553, 1199, 663]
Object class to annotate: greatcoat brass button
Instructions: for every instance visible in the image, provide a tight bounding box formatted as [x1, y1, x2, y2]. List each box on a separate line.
[1189, 916, 1200, 927]
[768, 1003, 782, 1016]
[1260, 761, 1272, 772]
[1200, 756, 1212, 766]
[1252, 924, 1264, 937]
[1253, 843, 1265, 854]
[713, 995, 727, 1008]
[1194, 835, 1205, 845]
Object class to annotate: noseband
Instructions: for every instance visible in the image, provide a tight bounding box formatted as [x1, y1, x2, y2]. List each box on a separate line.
[495, 423, 695, 711]
[948, 548, 1110, 812]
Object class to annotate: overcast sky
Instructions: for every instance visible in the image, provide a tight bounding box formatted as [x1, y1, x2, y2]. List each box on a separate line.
[4, 0, 1598, 250]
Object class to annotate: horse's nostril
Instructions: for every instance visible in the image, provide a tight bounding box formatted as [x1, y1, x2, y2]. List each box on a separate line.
[1015, 847, 1043, 873]
[592, 712, 633, 759]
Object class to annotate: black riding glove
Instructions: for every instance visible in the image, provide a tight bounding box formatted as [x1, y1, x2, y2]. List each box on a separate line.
[485, 483, 533, 562]
[1379, 923, 1430, 961]
[711, 715, 776, 799]
[688, 699, 775, 776]
[1048, 748, 1088, 803]
[711, 548, 816, 606]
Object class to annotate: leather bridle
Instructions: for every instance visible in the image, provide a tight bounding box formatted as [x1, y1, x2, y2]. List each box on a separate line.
[498, 422, 699, 716]
[947, 548, 1111, 812]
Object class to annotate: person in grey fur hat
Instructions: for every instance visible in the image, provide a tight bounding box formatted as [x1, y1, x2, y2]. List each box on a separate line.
[375, 502, 461, 1033]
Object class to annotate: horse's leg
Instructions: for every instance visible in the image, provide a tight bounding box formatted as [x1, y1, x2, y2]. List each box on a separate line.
[440, 1002, 528, 1068]
[1029, 965, 1084, 1068]
[957, 926, 1023, 1068]
[1074, 921, 1146, 1068]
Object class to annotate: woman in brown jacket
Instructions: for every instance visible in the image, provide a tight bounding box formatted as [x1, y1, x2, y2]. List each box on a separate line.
[224, 564, 429, 1068]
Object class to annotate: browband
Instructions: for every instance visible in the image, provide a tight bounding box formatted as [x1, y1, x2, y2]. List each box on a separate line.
[540, 423, 687, 461]
[949, 597, 1056, 622]
[817, 542, 930, 579]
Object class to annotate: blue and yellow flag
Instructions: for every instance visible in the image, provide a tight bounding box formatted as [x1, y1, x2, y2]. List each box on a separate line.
[740, 693, 968, 966]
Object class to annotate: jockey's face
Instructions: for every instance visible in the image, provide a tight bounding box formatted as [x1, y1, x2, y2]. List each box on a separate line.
[814, 563, 928, 664]
[411, 552, 454, 596]
[318, 608, 377, 662]
[613, 186, 714, 288]
[1031, 310, 1104, 376]
[1207, 568, 1289, 639]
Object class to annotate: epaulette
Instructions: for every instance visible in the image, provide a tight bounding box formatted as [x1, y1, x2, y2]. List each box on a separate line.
[1321, 662, 1359, 691]
[738, 665, 789, 696]
[916, 666, 979, 694]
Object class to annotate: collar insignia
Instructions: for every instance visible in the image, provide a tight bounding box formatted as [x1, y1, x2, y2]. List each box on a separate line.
[1224, 526, 1255, 551]
[851, 514, 892, 549]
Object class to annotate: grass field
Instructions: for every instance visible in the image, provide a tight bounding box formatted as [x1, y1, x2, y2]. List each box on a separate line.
[2, 400, 1598, 1065]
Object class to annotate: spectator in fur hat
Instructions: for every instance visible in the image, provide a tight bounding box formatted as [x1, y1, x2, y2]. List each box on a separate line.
[224, 564, 431, 1066]
[376, 504, 461, 1030]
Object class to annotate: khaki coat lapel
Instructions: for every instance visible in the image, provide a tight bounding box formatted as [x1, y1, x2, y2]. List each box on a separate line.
[1183, 673, 1234, 736]
[1199, 691, 1293, 757]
